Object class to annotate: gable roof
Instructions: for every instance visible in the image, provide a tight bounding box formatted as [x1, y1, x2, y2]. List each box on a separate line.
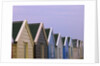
[45, 28, 50, 39]
[67, 37, 70, 44]
[54, 34, 59, 45]
[12, 21, 23, 41]
[12, 20, 34, 46]
[67, 37, 71, 46]
[62, 37, 65, 44]
[72, 39, 78, 48]
[29, 23, 40, 40]
[62, 37, 68, 46]
[67, 37, 73, 47]
[29, 23, 48, 45]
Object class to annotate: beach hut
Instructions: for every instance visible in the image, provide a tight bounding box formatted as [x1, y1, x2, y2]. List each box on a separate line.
[45, 28, 55, 58]
[12, 20, 34, 58]
[54, 34, 63, 59]
[78, 40, 81, 59]
[62, 37, 69, 59]
[67, 37, 73, 59]
[79, 41, 84, 59]
[29, 23, 48, 58]
[72, 39, 80, 59]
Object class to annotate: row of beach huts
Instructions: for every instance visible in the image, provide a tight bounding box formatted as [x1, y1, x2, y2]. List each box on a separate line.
[12, 20, 84, 59]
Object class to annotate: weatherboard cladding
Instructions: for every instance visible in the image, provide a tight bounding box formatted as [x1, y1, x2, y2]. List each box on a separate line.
[54, 34, 63, 58]
[62, 37, 69, 59]
[12, 21, 82, 59]
[34, 28, 48, 58]
[72, 39, 80, 59]
[45, 28, 55, 58]
[29, 23, 48, 58]
[62, 37, 66, 58]
[72, 39, 77, 48]
[12, 21, 34, 58]
[12, 21, 23, 40]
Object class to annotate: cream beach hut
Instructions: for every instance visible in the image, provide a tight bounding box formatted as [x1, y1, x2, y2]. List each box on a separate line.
[72, 39, 80, 59]
[12, 20, 34, 58]
[67, 37, 73, 59]
[79, 40, 84, 59]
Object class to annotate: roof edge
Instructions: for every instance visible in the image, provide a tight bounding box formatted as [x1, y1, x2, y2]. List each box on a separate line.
[34, 22, 42, 43]
[64, 37, 68, 46]
[15, 20, 26, 41]
[48, 27, 52, 42]
[56, 33, 60, 46]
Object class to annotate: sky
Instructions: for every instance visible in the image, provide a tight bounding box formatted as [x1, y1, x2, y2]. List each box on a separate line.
[13, 5, 84, 41]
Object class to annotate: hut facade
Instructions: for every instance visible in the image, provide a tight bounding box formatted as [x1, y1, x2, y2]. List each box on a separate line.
[62, 37, 69, 59]
[72, 39, 80, 59]
[45, 28, 55, 58]
[12, 20, 34, 58]
[67, 37, 73, 59]
[29, 23, 48, 58]
[54, 34, 63, 59]
[79, 41, 84, 59]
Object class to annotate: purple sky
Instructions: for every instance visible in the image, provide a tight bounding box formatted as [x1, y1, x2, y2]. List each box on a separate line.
[13, 5, 84, 41]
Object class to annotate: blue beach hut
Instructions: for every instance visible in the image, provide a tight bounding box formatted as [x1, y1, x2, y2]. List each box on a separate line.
[62, 37, 69, 59]
[45, 28, 55, 58]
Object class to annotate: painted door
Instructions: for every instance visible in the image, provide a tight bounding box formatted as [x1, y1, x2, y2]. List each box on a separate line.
[24, 42, 28, 58]
[59, 48, 61, 58]
[41, 44, 44, 58]
[50, 45, 54, 58]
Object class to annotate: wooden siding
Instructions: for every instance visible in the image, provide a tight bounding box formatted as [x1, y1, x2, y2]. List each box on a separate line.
[48, 32, 55, 58]
[55, 35, 63, 59]
[34, 28, 48, 58]
[68, 40, 73, 59]
[72, 48, 79, 59]
[13, 25, 33, 58]
[80, 41, 83, 59]
[12, 44, 17, 58]
[68, 47, 73, 59]
[63, 38, 69, 59]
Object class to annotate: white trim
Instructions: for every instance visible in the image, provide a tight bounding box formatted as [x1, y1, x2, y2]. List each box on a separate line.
[64, 37, 68, 46]
[69, 37, 72, 47]
[42, 24, 48, 45]
[56, 33, 60, 46]
[48, 27, 52, 42]
[77, 40, 79, 48]
[15, 20, 27, 41]
[34, 22, 48, 45]
[25, 20, 34, 46]
[34, 22, 42, 43]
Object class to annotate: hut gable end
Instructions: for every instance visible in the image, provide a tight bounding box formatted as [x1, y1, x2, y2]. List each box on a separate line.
[12, 20, 34, 58]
